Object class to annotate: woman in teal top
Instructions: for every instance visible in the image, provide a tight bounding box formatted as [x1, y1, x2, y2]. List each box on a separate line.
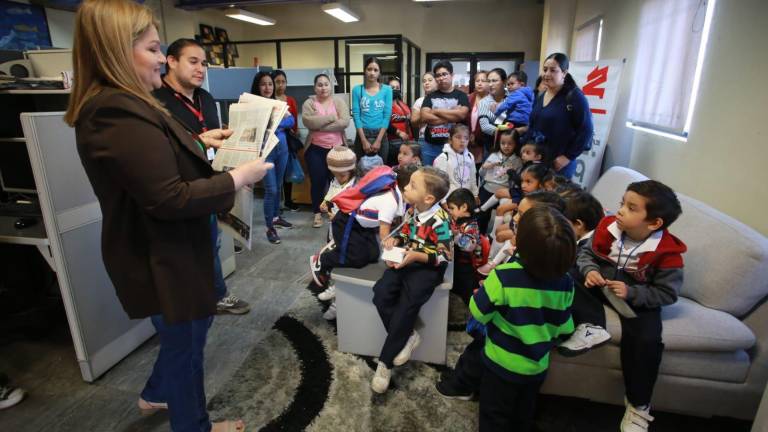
[351, 57, 393, 163]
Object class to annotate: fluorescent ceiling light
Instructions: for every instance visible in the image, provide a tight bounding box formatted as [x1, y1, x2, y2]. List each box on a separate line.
[225, 8, 275, 26]
[322, 2, 359, 23]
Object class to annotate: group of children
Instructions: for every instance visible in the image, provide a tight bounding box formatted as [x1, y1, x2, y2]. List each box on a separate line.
[306, 123, 686, 431]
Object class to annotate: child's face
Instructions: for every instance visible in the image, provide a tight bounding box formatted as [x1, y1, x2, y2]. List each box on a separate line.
[403, 171, 433, 207]
[398, 145, 419, 166]
[508, 77, 523, 91]
[499, 136, 516, 156]
[616, 191, 663, 240]
[570, 219, 589, 240]
[512, 197, 534, 231]
[450, 130, 469, 154]
[543, 179, 557, 191]
[521, 171, 542, 194]
[520, 144, 542, 163]
[333, 170, 352, 184]
[447, 202, 470, 221]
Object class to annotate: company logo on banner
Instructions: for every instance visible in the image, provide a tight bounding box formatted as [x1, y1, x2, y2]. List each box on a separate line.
[569, 60, 624, 189]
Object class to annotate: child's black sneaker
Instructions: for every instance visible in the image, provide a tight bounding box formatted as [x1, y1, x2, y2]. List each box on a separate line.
[435, 379, 474, 401]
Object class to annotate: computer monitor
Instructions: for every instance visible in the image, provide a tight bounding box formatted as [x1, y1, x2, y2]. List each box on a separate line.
[0, 138, 37, 194]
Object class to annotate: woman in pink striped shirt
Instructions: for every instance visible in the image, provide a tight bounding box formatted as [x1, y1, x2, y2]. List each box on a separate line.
[301, 74, 351, 228]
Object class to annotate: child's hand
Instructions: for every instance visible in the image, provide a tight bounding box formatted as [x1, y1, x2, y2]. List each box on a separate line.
[584, 270, 607, 288]
[395, 251, 422, 269]
[382, 237, 398, 250]
[384, 260, 398, 268]
[319, 202, 328, 213]
[605, 280, 629, 299]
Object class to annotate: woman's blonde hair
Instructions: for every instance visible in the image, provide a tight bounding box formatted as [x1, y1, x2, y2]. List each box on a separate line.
[64, 0, 166, 126]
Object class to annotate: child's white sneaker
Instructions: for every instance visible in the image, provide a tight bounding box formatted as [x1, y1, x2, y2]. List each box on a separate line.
[371, 362, 391, 394]
[318, 284, 336, 301]
[557, 323, 611, 356]
[322, 302, 337, 320]
[393, 331, 420, 366]
[620, 399, 654, 432]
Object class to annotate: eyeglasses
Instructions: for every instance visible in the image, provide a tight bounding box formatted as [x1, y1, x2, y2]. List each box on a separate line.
[435, 72, 451, 78]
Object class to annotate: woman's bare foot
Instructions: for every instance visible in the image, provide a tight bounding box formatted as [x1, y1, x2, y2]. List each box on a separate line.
[212, 419, 245, 432]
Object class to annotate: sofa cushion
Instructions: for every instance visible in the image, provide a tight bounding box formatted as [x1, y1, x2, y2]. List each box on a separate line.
[603, 297, 756, 352]
[671, 194, 768, 317]
[552, 344, 751, 383]
[590, 166, 648, 214]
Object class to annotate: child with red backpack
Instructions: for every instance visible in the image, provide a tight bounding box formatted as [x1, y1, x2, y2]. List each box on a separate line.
[445, 188, 490, 306]
[310, 165, 415, 320]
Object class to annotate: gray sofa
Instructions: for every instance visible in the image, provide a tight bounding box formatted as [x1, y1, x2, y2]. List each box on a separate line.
[541, 166, 768, 420]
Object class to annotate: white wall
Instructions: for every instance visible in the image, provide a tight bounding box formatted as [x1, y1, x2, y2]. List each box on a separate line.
[569, 0, 768, 236]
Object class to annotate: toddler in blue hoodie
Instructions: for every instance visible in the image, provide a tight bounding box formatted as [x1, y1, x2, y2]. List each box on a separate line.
[494, 71, 534, 127]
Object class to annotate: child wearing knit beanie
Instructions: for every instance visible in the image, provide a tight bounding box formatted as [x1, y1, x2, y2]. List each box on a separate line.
[321, 146, 358, 221]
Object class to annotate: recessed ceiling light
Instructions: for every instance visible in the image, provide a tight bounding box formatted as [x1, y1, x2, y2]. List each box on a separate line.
[321, 2, 360, 23]
[225, 8, 276, 26]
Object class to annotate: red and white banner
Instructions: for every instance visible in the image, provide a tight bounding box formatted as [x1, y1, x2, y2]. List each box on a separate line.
[569, 59, 624, 189]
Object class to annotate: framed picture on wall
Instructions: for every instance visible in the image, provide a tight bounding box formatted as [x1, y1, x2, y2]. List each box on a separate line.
[214, 26, 238, 58]
[199, 24, 214, 42]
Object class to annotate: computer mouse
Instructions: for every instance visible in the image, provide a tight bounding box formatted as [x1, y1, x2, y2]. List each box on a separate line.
[14, 217, 38, 229]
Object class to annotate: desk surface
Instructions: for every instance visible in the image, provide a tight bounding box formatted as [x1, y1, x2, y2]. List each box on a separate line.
[0, 215, 48, 246]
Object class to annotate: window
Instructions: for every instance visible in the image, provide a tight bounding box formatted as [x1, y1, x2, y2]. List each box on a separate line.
[573, 17, 603, 62]
[626, 0, 716, 138]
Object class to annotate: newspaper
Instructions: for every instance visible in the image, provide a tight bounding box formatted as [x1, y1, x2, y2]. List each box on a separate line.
[212, 93, 288, 171]
[212, 93, 288, 250]
[218, 186, 254, 250]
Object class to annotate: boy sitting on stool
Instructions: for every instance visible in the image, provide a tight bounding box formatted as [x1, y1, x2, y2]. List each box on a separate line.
[372, 166, 453, 393]
[559, 180, 686, 432]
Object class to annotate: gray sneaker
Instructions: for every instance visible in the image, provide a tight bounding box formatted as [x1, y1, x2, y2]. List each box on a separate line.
[216, 295, 250, 315]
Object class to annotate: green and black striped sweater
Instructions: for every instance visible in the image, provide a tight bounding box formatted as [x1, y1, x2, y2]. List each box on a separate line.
[470, 260, 575, 382]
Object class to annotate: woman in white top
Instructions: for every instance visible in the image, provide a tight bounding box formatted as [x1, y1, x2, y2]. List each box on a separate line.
[409, 72, 437, 142]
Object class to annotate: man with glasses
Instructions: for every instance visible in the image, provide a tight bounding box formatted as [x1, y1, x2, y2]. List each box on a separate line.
[153, 38, 250, 316]
[419, 61, 470, 166]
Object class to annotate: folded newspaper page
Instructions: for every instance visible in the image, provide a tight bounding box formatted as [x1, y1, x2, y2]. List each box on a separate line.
[213, 93, 288, 250]
[212, 93, 288, 171]
[218, 186, 254, 250]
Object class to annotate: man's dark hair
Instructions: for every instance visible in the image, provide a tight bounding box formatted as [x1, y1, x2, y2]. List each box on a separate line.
[523, 190, 566, 213]
[166, 38, 203, 62]
[433, 60, 453, 75]
[562, 191, 604, 232]
[516, 205, 576, 280]
[446, 188, 477, 214]
[626, 180, 682, 230]
[394, 163, 419, 190]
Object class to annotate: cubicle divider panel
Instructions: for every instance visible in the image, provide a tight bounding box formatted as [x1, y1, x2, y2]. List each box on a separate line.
[21, 113, 155, 382]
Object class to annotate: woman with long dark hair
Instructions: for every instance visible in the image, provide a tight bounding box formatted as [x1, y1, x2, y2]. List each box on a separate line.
[526, 53, 593, 179]
[251, 71, 296, 243]
[301, 73, 351, 228]
[351, 57, 393, 161]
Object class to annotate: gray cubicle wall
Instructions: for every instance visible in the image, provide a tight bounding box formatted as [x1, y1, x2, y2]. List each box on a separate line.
[21, 113, 155, 382]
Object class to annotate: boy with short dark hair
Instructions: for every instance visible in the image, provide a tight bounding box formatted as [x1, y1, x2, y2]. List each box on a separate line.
[446, 188, 483, 306]
[371, 166, 453, 393]
[471, 205, 576, 431]
[560, 180, 686, 432]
